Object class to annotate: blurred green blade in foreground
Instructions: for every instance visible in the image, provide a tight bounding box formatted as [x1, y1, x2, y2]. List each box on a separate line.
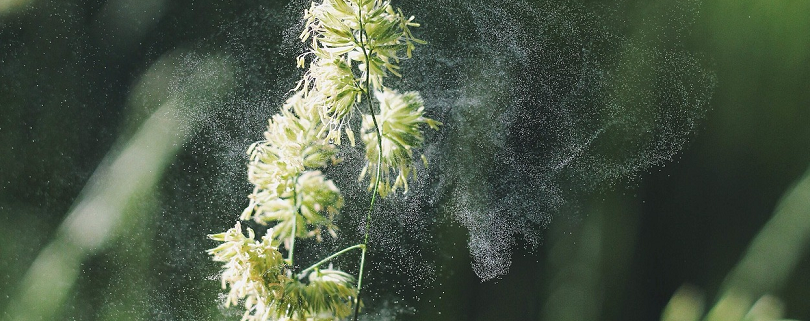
[2, 51, 234, 321]
[724, 164, 810, 296]
[663, 163, 810, 321]
[704, 162, 810, 321]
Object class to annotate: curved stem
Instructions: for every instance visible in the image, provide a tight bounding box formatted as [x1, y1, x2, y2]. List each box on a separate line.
[298, 244, 366, 278]
[353, 6, 384, 321]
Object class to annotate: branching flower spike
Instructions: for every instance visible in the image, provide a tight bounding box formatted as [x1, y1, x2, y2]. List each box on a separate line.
[209, 0, 436, 320]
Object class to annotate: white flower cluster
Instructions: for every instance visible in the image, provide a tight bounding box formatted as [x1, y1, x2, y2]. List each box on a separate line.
[241, 92, 342, 243]
[299, 0, 440, 197]
[208, 223, 356, 321]
[360, 89, 440, 197]
[209, 0, 438, 320]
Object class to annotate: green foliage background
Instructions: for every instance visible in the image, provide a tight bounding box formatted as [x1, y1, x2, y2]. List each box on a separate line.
[1, 0, 809, 320]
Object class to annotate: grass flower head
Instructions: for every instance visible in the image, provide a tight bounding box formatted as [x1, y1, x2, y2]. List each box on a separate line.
[360, 89, 440, 197]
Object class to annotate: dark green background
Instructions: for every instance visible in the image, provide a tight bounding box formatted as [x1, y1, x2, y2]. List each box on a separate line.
[1, 0, 808, 320]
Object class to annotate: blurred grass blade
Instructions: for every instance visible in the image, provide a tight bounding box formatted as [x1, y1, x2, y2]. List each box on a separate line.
[2, 52, 234, 321]
[743, 295, 784, 321]
[661, 286, 705, 321]
[0, 0, 35, 16]
[702, 164, 810, 321]
[724, 164, 810, 295]
[542, 210, 604, 321]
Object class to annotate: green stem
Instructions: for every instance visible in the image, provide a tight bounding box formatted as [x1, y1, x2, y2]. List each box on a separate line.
[298, 244, 366, 278]
[353, 6, 384, 321]
[287, 176, 300, 266]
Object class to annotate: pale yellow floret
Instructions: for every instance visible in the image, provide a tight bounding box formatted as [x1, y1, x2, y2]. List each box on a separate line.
[208, 223, 357, 321]
[360, 89, 440, 197]
[300, 0, 425, 143]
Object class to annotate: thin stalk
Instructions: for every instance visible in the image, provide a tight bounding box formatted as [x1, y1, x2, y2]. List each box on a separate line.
[353, 6, 384, 321]
[288, 176, 300, 266]
[298, 244, 366, 278]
